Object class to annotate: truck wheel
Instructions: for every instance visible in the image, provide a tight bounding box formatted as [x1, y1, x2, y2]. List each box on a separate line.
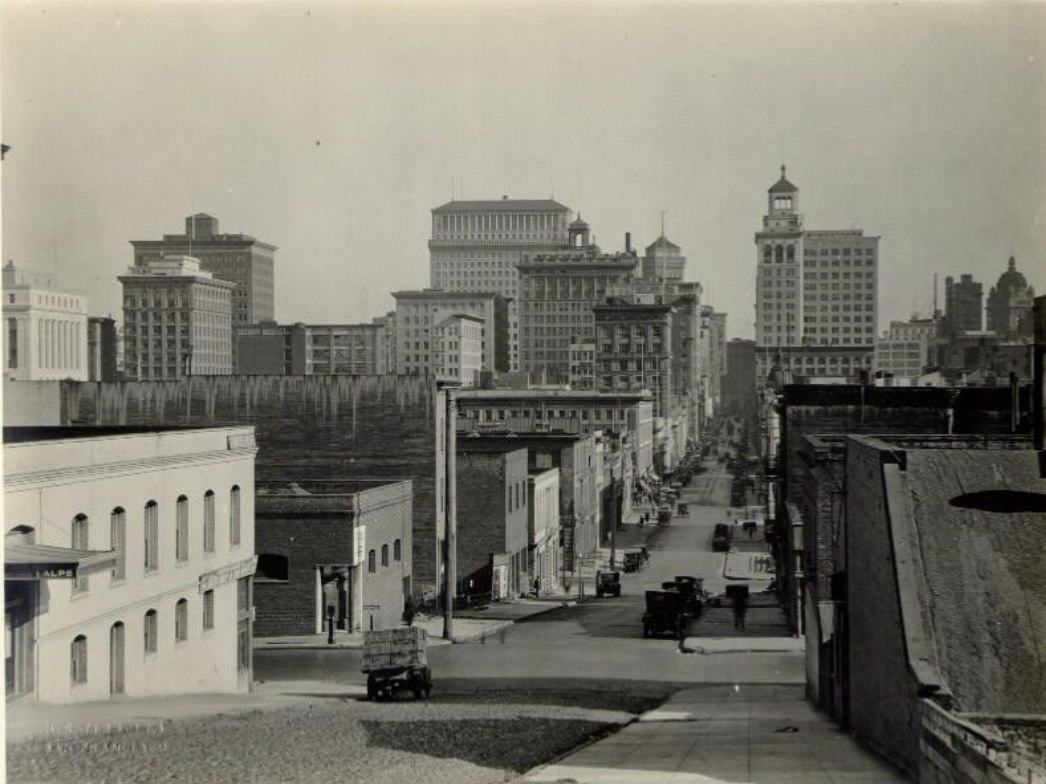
[366, 675, 378, 701]
[596, 588, 602, 598]
[410, 672, 423, 699]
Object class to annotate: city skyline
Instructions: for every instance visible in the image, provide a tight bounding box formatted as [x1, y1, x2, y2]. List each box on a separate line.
[2, 2, 1044, 339]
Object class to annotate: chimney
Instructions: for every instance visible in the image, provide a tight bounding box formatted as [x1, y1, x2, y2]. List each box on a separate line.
[625, 232, 632, 253]
[502, 195, 508, 201]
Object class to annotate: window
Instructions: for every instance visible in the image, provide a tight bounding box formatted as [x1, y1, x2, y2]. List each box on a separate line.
[394, 539, 402, 561]
[110, 507, 126, 581]
[203, 590, 215, 631]
[368, 549, 376, 573]
[380, 544, 389, 567]
[7, 318, 17, 369]
[144, 609, 158, 652]
[144, 501, 159, 572]
[71, 635, 87, 685]
[256, 553, 289, 582]
[71, 514, 89, 593]
[203, 491, 215, 553]
[229, 485, 241, 546]
[175, 599, 188, 642]
[176, 495, 189, 562]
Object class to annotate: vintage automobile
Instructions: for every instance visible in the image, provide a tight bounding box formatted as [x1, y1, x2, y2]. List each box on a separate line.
[712, 522, 733, 552]
[622, 551, 644, 573]
[642, 590, 690, 639]
[595, 570, 622, 597]
[657, 506, 673, 525]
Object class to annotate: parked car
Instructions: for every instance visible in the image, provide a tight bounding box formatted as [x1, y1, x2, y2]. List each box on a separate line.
[712, 523, 732, 552]
[642, 590, 690, 639]
[595, 570, 622, 597]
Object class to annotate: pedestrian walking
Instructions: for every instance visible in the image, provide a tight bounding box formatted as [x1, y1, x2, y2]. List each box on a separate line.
[733, 591, 748, 631]
[403, 594, 416, 627]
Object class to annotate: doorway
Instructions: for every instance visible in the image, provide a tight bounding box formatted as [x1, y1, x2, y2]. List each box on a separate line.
[109, 622, 125, 695]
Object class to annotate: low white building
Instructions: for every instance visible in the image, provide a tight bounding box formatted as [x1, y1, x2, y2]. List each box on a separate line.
[527, 468, 560, 594]
[2, 261, 89, 381]
[3, 425, 258, 703]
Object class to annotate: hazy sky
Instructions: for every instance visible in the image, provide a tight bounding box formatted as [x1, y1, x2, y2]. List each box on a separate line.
[3, 1, 1044, 339]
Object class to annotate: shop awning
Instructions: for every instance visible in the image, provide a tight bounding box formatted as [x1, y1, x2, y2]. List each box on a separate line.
[5, 538, 117, 580]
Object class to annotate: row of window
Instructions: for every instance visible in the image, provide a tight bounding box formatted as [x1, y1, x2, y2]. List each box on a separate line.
[69, 487, 241, 595]
[366, 539, 402, 573]
[69, 593, 213, 686]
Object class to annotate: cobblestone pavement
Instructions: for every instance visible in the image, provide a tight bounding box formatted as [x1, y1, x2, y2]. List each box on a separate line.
[6, 688, 659, 784]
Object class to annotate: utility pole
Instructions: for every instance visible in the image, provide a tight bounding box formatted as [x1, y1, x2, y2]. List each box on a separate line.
[443, 386, 458, 640]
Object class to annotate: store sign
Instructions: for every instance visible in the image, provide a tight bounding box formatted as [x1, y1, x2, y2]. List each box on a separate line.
[353, 526, 367, 566]
[199, 556, 258, 592]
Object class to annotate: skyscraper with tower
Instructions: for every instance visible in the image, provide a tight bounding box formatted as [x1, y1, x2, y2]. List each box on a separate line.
[754, 166, 879, 387]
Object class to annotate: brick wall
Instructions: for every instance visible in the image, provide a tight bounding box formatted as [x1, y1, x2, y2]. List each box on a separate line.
[61, 376, 444, 596]
[456, 451, 511, 596]
[254, 512, 347, 637]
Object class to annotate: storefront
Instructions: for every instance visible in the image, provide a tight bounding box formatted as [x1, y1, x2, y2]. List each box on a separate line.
[4, 531, 116, 700]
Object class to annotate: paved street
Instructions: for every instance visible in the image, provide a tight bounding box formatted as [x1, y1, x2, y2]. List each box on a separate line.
[7, 456, 901, 784]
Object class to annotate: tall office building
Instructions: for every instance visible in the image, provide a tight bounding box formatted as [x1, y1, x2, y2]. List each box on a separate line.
[234, 320, 388, 375]
[755, 167, 879, 386]
[131, 214, 276, 327]
[641, 235, 686, 283]
[593, 301, 673, 418]
[120, 255, 234, 379]
[2, 261, 88, 381]
[518, 225, 638, 384]
[986, 257, 1035, 339]
[429, 197, 573, 371]
[944, 274, 983, 334]
[391, 289, 508, 376]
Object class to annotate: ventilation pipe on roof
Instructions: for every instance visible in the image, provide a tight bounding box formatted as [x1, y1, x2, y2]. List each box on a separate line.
[625, 232, 632, 253]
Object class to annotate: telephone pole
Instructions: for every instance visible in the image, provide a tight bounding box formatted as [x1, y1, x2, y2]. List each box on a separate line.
[443, 386, 458, 640]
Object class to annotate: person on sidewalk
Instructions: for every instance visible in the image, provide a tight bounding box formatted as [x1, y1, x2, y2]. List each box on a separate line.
[733, 591, 748, 631]
[403, 594, 416, 627]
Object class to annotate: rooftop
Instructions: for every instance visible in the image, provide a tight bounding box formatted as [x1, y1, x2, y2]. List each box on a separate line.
[392, 289, 503, 301]
[3, 425, 230, 444]
[433, 198, 570, 214]
[455, 389, 652, 402]
[256, 478, 402, 496]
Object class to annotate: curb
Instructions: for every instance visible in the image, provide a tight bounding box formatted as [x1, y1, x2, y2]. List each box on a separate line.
[449, 619, 513, 644]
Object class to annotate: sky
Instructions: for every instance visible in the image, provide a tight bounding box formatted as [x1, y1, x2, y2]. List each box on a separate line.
[2, 1, 1044, 340]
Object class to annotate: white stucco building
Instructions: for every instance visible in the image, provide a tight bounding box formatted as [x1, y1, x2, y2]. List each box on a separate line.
[433, 313, 484, 387]
[3, 426, 258, 703]
[527, 467, 561, 594]
[2, 261, 88, 381]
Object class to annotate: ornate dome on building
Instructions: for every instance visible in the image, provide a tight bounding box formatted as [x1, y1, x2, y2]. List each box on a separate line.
[768, 165, 798, 194]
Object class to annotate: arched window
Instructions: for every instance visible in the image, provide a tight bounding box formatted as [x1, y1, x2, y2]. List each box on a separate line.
[70, 635, 88, 684]
[394, 539, 402, 562]
[203, 491, 215, 553]
[144, 609, 158, 653]
[229, 486, 241, 546]
[763, 246, 771, 263]
[144, 501, 159, 572]
[368, 549, 376, 573]
[775, 245, 784, 264]
[71, 514, 89, 593]
[176, 495, 189, 562]
[175, 599, 188, 642]
[787, 245, 795, 263]
[110, 507, 126, 582]
[381, 544, 389, 567]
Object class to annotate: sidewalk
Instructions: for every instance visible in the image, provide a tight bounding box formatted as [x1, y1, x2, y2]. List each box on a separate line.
[521, 683, 908, 783]
[254, 614, 509, 650]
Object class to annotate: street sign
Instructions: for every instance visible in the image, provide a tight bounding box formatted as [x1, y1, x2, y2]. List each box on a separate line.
[363, 604, 381, 611]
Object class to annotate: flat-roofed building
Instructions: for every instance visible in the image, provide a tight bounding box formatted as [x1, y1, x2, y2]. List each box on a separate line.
[429, 197, 573, 371]
[434, 313, 484, 387]
[3, 425, 258, 703]
[2, 261, 88, 381]
[594, 301, 673, 418]
[518, 244, 638, 383]
[86, 316, 118, 381]
[253, 478, 412, 635]
[131, 214, 276, 327]
[454, 388, 655, 478]
[392, 289, 509, 376]
[235, 320, 388, 375]
[120, 254, 234, 379]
